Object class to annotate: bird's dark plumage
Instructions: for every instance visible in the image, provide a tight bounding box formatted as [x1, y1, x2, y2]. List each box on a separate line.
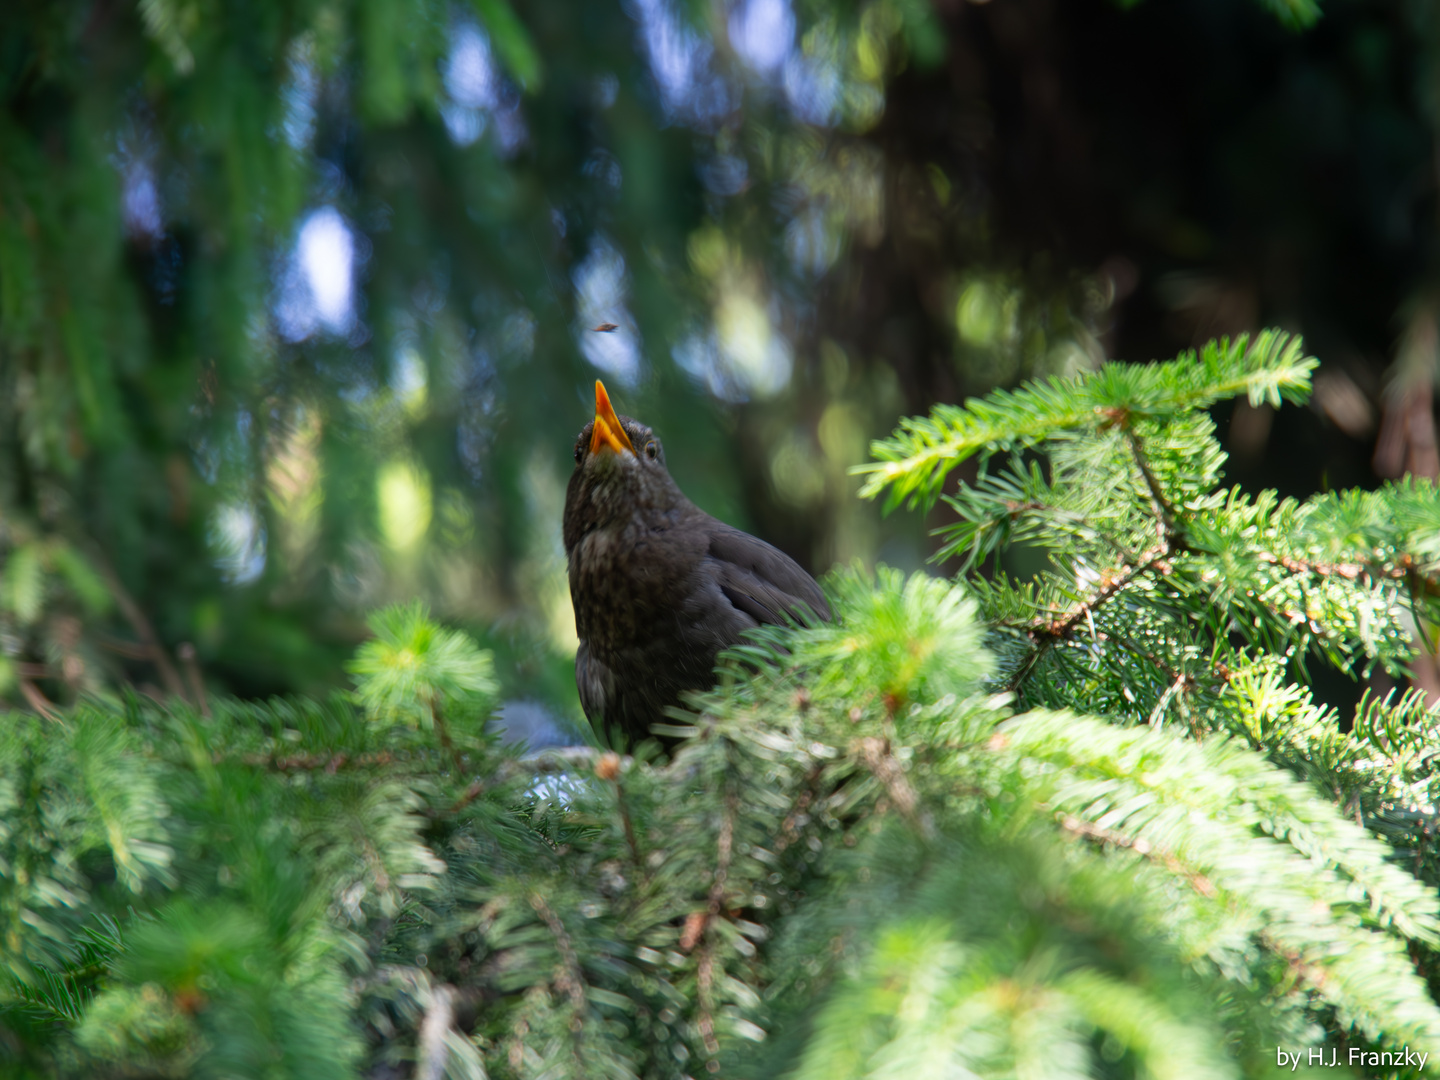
[563, 381, 829, 744]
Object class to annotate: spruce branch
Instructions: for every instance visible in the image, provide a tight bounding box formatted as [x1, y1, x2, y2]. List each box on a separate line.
[684, 789, 738, 953]
[855, 329, 1315, 509]
[528, 892, 588, 1026]
[1057, 812, 1217, 897]
[1027, 546, 1171, 642]
[230, 750, 397, 772]
[594, 752, 643, 875]
[854, 736, 931, 837]
[1126, 431, 1183, 545]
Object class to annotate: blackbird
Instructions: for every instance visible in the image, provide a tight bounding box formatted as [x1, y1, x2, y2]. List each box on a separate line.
[564, 380, 830, 743]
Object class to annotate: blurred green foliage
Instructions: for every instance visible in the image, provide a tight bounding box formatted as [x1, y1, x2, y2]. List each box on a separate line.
[0, 0, 953, 718]
[11, 0, 1429, 721]
[10, 0, 1440, 1073]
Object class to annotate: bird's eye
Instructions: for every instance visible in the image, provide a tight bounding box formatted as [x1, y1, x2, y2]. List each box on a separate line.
[645, 441, 658, 460]
[574, 443, 584, 463]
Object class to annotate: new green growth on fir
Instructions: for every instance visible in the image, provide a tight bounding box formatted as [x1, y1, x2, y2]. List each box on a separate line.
[5, 331, 1440, 1079]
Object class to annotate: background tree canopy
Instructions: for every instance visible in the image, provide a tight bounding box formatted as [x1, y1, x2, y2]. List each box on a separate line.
[5, 0, 1437, 724]
[9, 2, 1440, 1078]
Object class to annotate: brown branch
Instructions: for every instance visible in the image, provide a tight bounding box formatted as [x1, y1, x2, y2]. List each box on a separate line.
[854, 736, 933, 838]
[596, 753, 643, 874]
[696, 942, 720, 1064]
[97, 635, 154, 660]
[681, 785, 741, 1071]
[616, 786, 641, 871]
[683, 790, 738, 953]
[1028, 547, 1170, 642]
[1000, 544, 1173, 693]
[95, 556, 188, 701]
[1257, 551, 1366, 581]
[709, 793, 735, 917]
[448, 779, 487, 814]
[1258, 930, 1333, 999]
[176, 643, 210, 719]
[18, 678, 60, 722]
[1057, 813, 1216, 897]
[1126, 432, 1183, 545]
[227, 750, 395, 772]
[690, 794, 735, 1071]
[528, 893, 587, 1030]
[424, 692, 467, 775]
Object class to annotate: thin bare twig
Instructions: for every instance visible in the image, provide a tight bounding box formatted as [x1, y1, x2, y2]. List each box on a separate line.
[177, 643, 210, 719]
[95, 555, 187, 701]
[680, 789, 737, 1073]
[18, 678, 60, 722]
[1001, 545, 1173, 693]
[699, 794, 735, 1068]
[447, 748, 636, 815]
[772, 764, 824, 856]
[97, 634, 154, 660]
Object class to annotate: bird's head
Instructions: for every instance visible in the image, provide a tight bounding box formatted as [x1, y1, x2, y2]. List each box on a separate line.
[564, 381, 682, 545]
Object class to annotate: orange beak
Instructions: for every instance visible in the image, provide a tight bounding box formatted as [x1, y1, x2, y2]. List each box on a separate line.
[589, 380, 636, 457]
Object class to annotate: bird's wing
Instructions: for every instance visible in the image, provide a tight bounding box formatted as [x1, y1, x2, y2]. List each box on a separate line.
[705, 523, 831, 628]
[574, 640, 616, 722]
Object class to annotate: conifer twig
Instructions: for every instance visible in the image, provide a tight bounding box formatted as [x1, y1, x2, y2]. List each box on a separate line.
[684, 790, 737, 952]
[1126, 432, 1183, 545]
[596, 753, 642, 873]
[528, 893, 587, 1025]
[696, 793, 735, 1068]
[1057, 813, 1216, 897]
[1029, 547, 1170, 641]
[424, 691, 467, 775]
[772, 764, 824, 855]
[855, 737, 933, 838]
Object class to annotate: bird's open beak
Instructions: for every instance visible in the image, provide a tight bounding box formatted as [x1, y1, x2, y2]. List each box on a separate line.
[589, 380, 636, 457]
